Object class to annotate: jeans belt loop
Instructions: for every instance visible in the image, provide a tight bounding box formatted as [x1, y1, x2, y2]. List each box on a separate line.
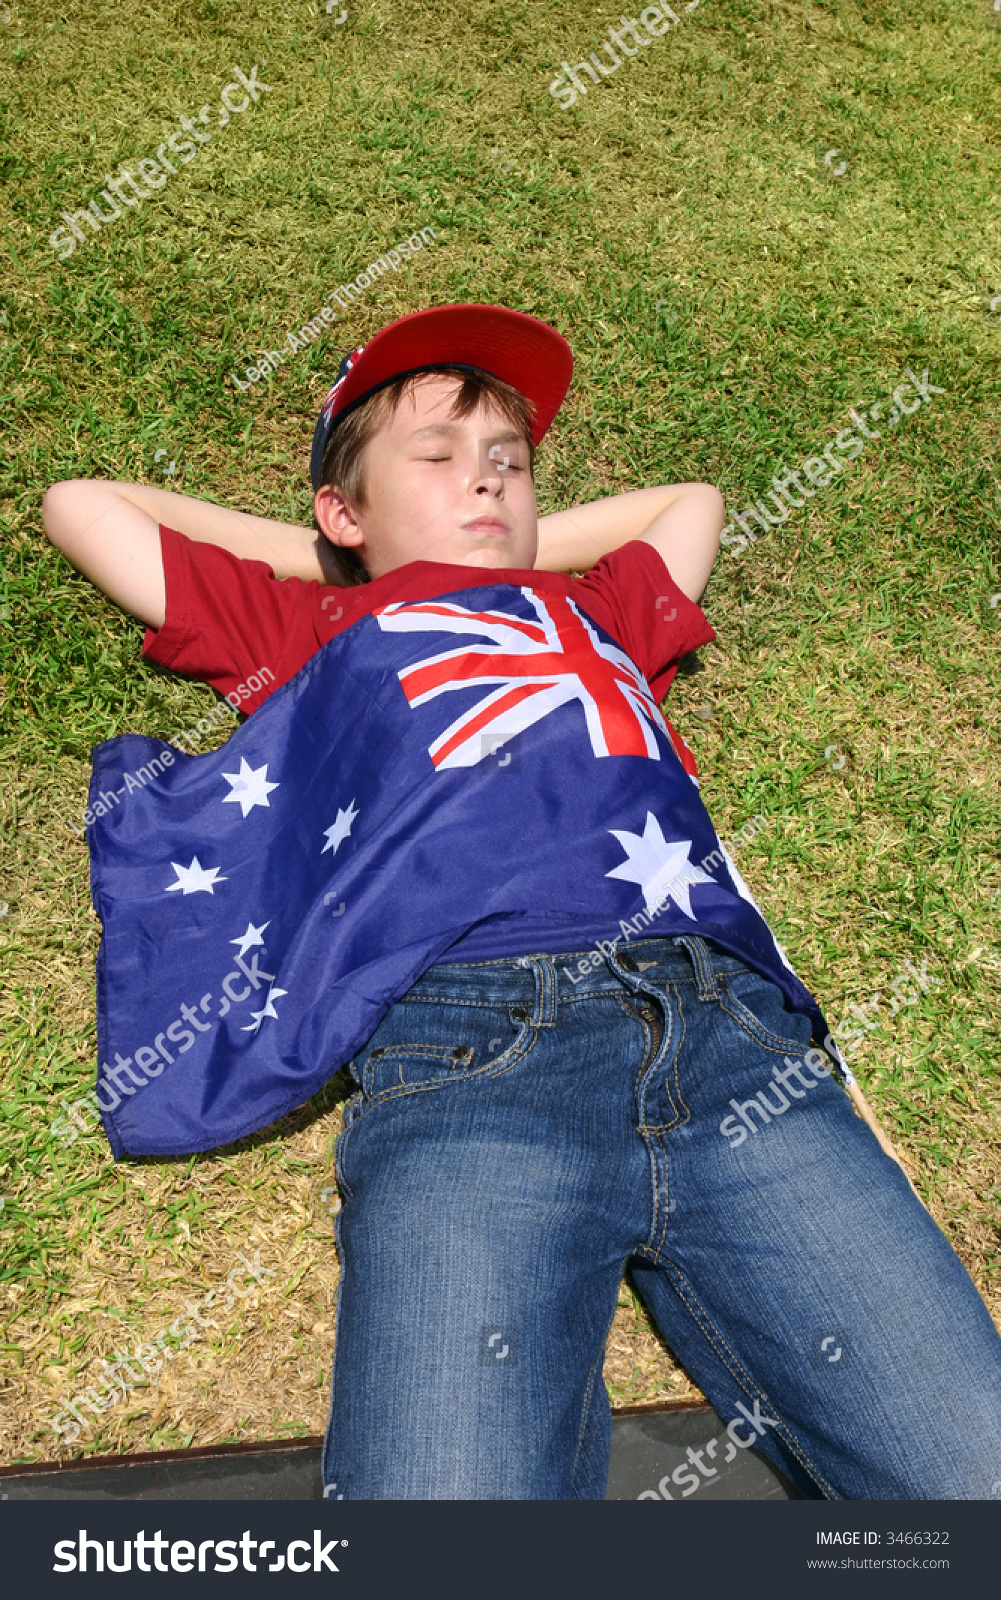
[675, 935, 718, 1001]
[514, 953, 545, 1026]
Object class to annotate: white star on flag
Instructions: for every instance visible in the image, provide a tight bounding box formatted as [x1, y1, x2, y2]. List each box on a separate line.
[321, 799, 359, 856]
[606, 812, 714, 919]
[165, 857, 228, 895]
[241, 985, 288, 1033]
[231, 920, 270, 959]
[221, 757, 279, 818]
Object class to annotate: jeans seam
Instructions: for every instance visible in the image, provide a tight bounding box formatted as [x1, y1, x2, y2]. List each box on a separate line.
[333, 1115, 356, 1207]
[393, 992, 556, 1022]
[570, 1267, 625, 1490]
[666, 982, 691, 1129]
[321, 1121, 357, 1494]
[569, 1349, 602, 1490]
[645, 1013, 682, 1254]
[650, 1133, 671, 1256]
[341, 1084, 363, 1125]
[619, 987, 686, 1253]
[615, 992, 672, 1126]
[656, 1259, 840, 1499]
[410, 951, 602, 971]
[632, 983, 690, 1137]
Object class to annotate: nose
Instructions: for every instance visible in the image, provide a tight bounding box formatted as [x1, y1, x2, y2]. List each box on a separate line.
[473, 441, 508, 493]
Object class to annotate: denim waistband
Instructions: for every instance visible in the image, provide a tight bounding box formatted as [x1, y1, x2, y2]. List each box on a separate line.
[409, 935, 754, 1015]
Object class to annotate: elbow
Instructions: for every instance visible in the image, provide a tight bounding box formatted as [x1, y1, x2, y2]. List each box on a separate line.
[684, 483, 725, 569]
[683, 485, 726, 602]
[42, 480, 79, 551]
[658, 481, 725, 542]
[41, 482, 62, 543]
[692, 481, 726, 534]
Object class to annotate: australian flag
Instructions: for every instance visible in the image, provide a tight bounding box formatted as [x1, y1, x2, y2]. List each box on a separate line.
[87, 580, 837, 1157]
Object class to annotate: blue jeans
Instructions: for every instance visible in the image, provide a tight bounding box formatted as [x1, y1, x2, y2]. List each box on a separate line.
[321, 935, 1001, 1499]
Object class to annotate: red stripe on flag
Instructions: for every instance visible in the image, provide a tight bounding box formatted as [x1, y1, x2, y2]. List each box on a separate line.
[431, 682, 543, 767]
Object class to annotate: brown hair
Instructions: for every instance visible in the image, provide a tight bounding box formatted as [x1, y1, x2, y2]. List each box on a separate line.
[315, 365, 537, 585]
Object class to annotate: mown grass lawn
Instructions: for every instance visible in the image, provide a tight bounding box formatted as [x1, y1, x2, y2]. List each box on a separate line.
[0, 0, 999, 1463]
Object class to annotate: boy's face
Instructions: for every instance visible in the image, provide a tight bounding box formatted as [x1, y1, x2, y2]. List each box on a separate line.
[314, 375, 539, 580]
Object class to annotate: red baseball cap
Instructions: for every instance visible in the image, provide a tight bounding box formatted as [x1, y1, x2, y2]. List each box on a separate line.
[309, 303, 573, 489]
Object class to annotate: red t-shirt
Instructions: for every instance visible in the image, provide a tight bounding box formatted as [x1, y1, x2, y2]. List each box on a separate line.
[143, 527, 715, 776]
[143, 529, 716, 959]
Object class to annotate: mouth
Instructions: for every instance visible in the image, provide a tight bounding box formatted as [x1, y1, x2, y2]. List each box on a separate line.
[462, 516, 510, 537]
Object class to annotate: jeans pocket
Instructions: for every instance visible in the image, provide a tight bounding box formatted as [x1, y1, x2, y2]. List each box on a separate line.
[355, 998, 534, 1102]
[719, 969, 815, 1056]
[362, 1041, 460, 1098]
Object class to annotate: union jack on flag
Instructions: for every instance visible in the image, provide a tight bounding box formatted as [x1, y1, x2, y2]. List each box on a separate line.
[376, 588, 668, 767]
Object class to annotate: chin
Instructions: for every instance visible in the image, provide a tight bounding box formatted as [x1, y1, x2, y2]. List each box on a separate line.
[459, 542, 536, 570]
[461, 549, 509, 567]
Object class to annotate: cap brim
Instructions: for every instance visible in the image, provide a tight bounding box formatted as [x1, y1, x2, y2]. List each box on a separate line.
[327, 304, 573, 446]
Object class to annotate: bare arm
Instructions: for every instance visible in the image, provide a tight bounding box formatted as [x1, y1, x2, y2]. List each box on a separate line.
[535, 483, 725, 604]
[42, 477, 723, 630]
[41, 480, 349, 628]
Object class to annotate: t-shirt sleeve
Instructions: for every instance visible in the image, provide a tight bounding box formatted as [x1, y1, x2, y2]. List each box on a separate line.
[568, 539, 716, 704]
[141, 525, 306, 710]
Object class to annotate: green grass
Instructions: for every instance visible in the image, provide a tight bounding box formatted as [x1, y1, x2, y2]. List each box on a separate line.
[1, 0, 999, 1463]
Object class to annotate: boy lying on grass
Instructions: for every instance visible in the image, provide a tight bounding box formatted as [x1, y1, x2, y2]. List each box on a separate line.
[43, 303, 1001, 1499]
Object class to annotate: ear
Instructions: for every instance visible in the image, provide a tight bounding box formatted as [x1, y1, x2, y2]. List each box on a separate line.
[314, 482, 366, 551]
